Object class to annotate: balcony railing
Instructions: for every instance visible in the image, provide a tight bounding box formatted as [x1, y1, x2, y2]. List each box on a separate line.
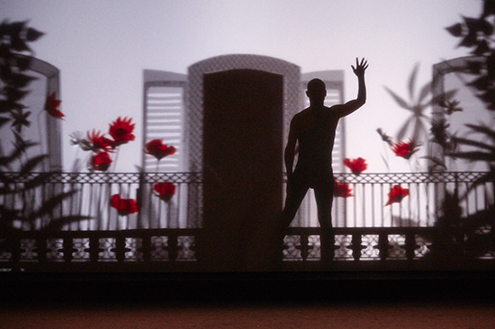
[1, 226, 494, 272]
[1, 171, 494, 272]
[1, 171, 493, 229]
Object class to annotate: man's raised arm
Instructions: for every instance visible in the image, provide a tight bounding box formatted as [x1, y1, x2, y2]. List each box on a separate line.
[336, 58, 368, 117]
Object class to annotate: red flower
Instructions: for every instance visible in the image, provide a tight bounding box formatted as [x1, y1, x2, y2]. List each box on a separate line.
[385, 185, 409, 206]
[334, 179, 353, 198]
[87, 130, 112, 152]
[110, 194, 138, 216]
[91, 152, 112, 171]
[343, 157, 368, 176]
[44, 92, 64, 119]
[108, 117, 135, 147]
[391, 139, 418, 159]
[144, 139, 176, 160]
[153, 182, 176, 202]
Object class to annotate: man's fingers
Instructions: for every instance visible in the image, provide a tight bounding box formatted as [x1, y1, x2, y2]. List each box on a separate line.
[352, 58, 368, 73]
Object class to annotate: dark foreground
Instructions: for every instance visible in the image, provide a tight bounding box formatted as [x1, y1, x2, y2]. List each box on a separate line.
[1, 271, 495, 328]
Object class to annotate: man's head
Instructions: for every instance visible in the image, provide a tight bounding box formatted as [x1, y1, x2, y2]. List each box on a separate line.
[306, 78, 327, 103]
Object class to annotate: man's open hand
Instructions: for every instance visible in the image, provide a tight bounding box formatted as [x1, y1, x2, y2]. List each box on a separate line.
[352, 58, 368, 77]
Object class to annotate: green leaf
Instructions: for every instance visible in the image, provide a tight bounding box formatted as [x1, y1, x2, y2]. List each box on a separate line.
[468, 75, 489, 90]
[0, 64, 12, 80]
[483, 0, 495, 17]
[15, 55, 31, 71]
[452, 136, 495, 152]
[461, 168, 495, 198]
[27, 190, 79, 221]
[0, 20, 8, 39]
[0, 99, 25, 113]
[463, 16, 483, 33]
[19, 154, 48, 176]
[458, 32, 478, 48]
[10, 131, 38, 154]
[417, 81, 431, 104]
[384, 86, 411, 110]
[396, 116, 414, 142]
[11, 109, 31, 131]
[0, 205, 21, 222]
[6, 87, 29, 102]
[449, 151, 495, 162]
[10, 73, 37, 88]
[479, 88, 495, 105]
[445, 23, 463, 37]
[0, 147, 24, 167]
[465, 123, 495, 142]
[22, 172, 53, 190]
[10, 36, 30, 52]
[7, 21, 26, 37]
[0, 43, 10, 59]
[25, 27, 44, 42]
[0, 116, 10, 129]
[472, 39, 491, 55]
[422, 156, 447, 170]
[408, 63, 419, 100]
[411, 117, 427, 143]
[0, 100, 12, 113]
[42, 215, 92, 232]
[430, 89, 458, 106]
[473, 17, 493, 35]
[465, 60, 484, 75]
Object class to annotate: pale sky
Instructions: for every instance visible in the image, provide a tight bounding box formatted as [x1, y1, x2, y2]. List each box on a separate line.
[0, 0, 481, 172]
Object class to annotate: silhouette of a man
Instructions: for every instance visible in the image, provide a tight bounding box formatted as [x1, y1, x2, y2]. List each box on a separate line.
[281, 58, 368, 264]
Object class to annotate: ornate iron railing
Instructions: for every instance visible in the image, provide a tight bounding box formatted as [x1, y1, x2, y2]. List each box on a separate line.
[1, 171, 493, 271]
[1, 171, 492, 230]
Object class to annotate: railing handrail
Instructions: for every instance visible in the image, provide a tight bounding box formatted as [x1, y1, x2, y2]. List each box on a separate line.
[0, 226, 442, 238]
[0, 228, 200, 239]
[1, 171, 491, 183]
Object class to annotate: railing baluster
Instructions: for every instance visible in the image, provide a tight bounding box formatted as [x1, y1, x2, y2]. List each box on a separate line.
[113, 235, 128, 263]
[86, 236, 102, 263]
[61, 237, 76, 263]
[139, 235, 152, 262]
[34, 237, 47, 264]
[376, 232, 391, 261]
[167, 234, 179, 262]
[405, 232, 418, 261]
[296, 234, 310, 261]
[9, 236, 22, 272]
[349, 232, 364, 261]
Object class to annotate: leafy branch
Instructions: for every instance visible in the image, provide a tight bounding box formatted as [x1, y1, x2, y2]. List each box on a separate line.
[0, 20, 89, 232]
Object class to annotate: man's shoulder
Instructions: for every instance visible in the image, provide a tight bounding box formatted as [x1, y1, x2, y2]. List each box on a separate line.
[291, 109, 309, 126]
[293, 108, 311, 118]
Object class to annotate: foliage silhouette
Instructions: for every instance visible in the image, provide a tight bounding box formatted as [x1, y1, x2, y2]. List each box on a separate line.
[0, 20, 89, 234]
[384, 63, 432, 143]
[423, 117, 459, 172]
[424, 0, 495, 261]
[384, 64, 457, 150]
[445, 1, 495, 195]
[446, 0, 495, 110]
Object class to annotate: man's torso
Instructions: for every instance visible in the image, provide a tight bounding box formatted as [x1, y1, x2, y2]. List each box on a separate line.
[293, 106, 340, 171]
